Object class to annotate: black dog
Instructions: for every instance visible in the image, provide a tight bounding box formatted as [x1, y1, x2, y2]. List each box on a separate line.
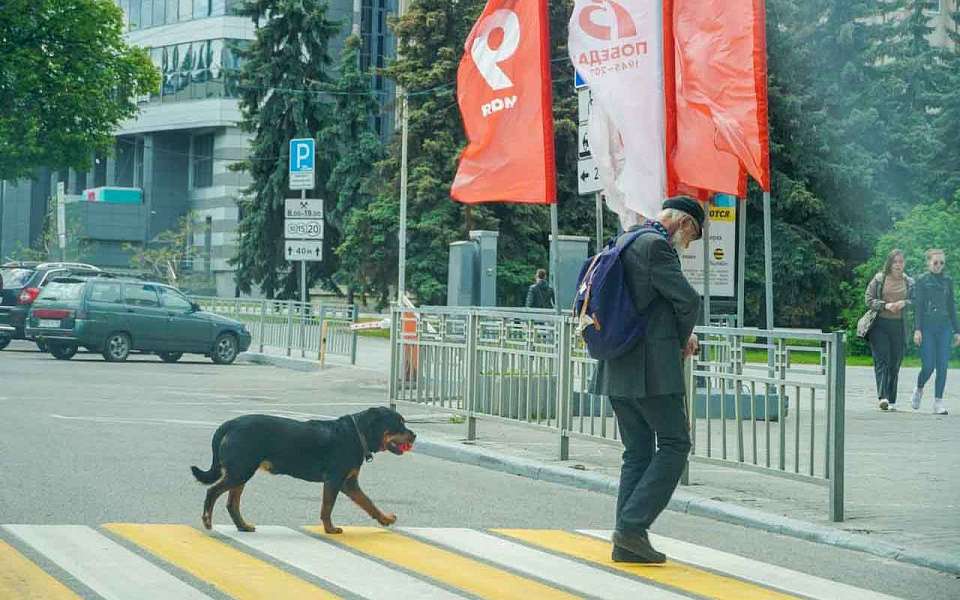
[191, 407, 416, 534]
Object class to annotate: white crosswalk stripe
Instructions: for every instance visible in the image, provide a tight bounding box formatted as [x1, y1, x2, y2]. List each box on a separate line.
[580, 530, 904, 600]
[404, 527, 689, 600]
[0, 524, 908, 600]
[2, 524, 213, 600]
[216, 525, 470, 599]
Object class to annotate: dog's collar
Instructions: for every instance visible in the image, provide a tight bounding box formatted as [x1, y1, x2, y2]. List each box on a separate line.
[350, 414, 374, 463]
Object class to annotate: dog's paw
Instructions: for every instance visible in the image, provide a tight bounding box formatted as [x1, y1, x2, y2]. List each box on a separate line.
[237, 523, 256, 533]
[378, 513, 398, 527]
[201, 514, 212, 530]
[323, 526, 344, 535]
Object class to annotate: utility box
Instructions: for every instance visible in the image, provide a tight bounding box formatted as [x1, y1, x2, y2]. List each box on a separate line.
[447, 241, 477, 306]
[470, 230, 498, 307]
[447, 230, 499, 307]
[550, 235, 590, 310]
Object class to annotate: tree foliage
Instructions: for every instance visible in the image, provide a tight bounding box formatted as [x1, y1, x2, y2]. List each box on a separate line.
[231, 0, 339, 298]
[0, 0, 159, 180]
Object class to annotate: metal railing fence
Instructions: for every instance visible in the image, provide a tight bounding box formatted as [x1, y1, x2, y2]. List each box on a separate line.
[193, 296, 358, 364]
[390, 304, 846, 521]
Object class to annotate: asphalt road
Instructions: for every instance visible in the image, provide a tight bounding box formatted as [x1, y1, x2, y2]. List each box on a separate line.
[1, 340, 957, 600]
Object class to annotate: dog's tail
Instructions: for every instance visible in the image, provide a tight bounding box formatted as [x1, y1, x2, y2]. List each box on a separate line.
[191, 423, 229, 485]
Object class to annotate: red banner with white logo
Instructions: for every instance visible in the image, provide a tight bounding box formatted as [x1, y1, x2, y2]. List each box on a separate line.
[665, 0, 771, 197]
[451, 0, 556, 204]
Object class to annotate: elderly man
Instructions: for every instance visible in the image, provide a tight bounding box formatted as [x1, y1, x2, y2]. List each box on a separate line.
[593, 196, 704, 563]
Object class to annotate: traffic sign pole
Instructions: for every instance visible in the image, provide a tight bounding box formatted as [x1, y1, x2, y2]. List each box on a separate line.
[301, 188, 307, 305]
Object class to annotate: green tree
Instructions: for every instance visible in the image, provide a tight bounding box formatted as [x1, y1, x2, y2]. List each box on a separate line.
[231, 0, 340, 298]
[0, 0, 159, 180]
[841, 195, 960, 357]
[326, 35, 387, 304]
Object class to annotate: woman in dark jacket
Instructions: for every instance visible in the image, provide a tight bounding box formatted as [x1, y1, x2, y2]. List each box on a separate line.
[910, 249, 959, 415]
[864, 249, 914, 411]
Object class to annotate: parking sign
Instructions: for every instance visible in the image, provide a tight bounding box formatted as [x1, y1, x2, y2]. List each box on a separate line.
[288, 138, 315, 190]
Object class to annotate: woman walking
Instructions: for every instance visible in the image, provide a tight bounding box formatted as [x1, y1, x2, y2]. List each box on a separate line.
[911, 249, 959, 415]
[864, 249, 914, 411]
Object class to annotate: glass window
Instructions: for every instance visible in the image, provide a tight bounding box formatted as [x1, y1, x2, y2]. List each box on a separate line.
[166, 0, 179, 24]
[129, 0, 141, 29]
[0, 268, 34, 288]
[179, 0, 192, 21]
[153, 0, 165, 25]
[38, 281, 86, 302]
[211, 0, 225, 16]
[124, 284, 160, 307]
[141, 0, 153, 28]
[193, 133, 214, 188]
[119, 0, 130, 29]
[89, 281, 124, 304]
[194, 0, 209, 18]
[160, 287, 193, 311]
[924, 1, 940, 13]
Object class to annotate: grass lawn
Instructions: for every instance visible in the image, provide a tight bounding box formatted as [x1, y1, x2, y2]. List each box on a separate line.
[743, 349, 959, 368]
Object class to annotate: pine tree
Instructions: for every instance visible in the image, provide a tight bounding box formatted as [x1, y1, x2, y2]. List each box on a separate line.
[230, 0, 340, 298]
[327, 35, 388, 304]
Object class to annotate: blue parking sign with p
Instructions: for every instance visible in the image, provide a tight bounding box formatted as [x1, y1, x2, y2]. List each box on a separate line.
[289, 138, 315, 190]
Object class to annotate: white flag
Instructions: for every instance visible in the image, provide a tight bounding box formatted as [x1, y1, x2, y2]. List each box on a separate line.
[568, 0, 665, 227]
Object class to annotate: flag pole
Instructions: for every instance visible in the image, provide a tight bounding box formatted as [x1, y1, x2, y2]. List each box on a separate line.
[550, 203, 560, 314]
[396, 0, 409, 304]
[737, 196, 747, 328]
[701, 211, 711, 326]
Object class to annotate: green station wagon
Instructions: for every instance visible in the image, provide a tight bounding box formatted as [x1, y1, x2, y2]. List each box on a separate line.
[25, 277, 252, 364]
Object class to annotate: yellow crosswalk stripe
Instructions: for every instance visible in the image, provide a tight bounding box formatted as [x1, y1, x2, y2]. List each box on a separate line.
[494, 529, 800, 600]
[304, 526, 578, 600]
[105, 524, 340, 600]
[0, 539, 80, 600]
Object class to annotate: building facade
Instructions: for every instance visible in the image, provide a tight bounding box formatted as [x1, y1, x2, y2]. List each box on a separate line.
[0, 0, 396, 297]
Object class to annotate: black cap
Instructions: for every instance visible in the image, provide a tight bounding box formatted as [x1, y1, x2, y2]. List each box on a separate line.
[662, 196, 705, 240]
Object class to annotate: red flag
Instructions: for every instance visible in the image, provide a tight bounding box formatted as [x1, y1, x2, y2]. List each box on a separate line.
[665, 0, 770, 197]
[451, 0, 556, 204]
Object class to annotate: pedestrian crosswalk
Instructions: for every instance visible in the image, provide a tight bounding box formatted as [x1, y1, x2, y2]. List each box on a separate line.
[0, 524, 902, 600]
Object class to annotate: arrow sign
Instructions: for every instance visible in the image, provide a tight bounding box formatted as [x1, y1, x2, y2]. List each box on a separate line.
[577, 155, 601, 195]
[285, 240, 323, 262]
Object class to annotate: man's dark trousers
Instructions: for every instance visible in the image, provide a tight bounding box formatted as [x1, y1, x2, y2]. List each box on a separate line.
[610, 394, 691, 533]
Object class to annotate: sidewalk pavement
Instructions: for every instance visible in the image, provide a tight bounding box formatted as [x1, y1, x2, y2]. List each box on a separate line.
[240, 337, 960, 575]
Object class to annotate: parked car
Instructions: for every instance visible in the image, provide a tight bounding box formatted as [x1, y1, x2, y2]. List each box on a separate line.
[25, 277, 251, 364]
[0, 262, 102, 350]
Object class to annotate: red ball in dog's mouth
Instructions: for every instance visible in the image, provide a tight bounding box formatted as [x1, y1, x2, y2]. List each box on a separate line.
[398, 442, 414, 453]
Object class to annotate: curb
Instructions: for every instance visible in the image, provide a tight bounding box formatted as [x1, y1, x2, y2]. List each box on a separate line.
[413, 437, 960, 576]
[238, 351, 320, 372]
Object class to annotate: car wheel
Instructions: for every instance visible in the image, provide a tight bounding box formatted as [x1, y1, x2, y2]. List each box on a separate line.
[158, 352, 183, 363]
[36, 339, 48, 352]
[50, 343, 78, 360]
[0, 337, 10, 351]
[102, 333, 131, 362]
[211, 333, 238, 365]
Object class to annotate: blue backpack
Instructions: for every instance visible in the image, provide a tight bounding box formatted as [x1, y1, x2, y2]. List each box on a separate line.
[573, 223, 666, 360]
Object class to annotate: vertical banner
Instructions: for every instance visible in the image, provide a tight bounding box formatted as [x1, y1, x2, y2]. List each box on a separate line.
[666, 0, 770, 197]
[568, 0, 666, 226]
[451, 0, 556, 204]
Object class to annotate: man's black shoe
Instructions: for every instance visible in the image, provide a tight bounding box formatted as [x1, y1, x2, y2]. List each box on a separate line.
[611, 530, 666, 564]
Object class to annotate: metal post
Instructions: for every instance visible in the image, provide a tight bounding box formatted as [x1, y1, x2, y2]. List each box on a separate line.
[464, 312, 478, 440]
[594, 192, 603, 253]
[550, 204, 560, 314]
[350, 305, 359, 365]
[396, 0, 409, 304]
[701, 213, 711, 326]
[763, 191, 774, 329]
[737, 198, 746, 328]
[258, 300, 266, 353]
[388, 304, 399, 410]
[829, 331, 846, 522]
[285, 300, 293, 357]
[557, 317, 571, 460]
[300, 189, 307, 305]
[680, 356, 694, 485]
